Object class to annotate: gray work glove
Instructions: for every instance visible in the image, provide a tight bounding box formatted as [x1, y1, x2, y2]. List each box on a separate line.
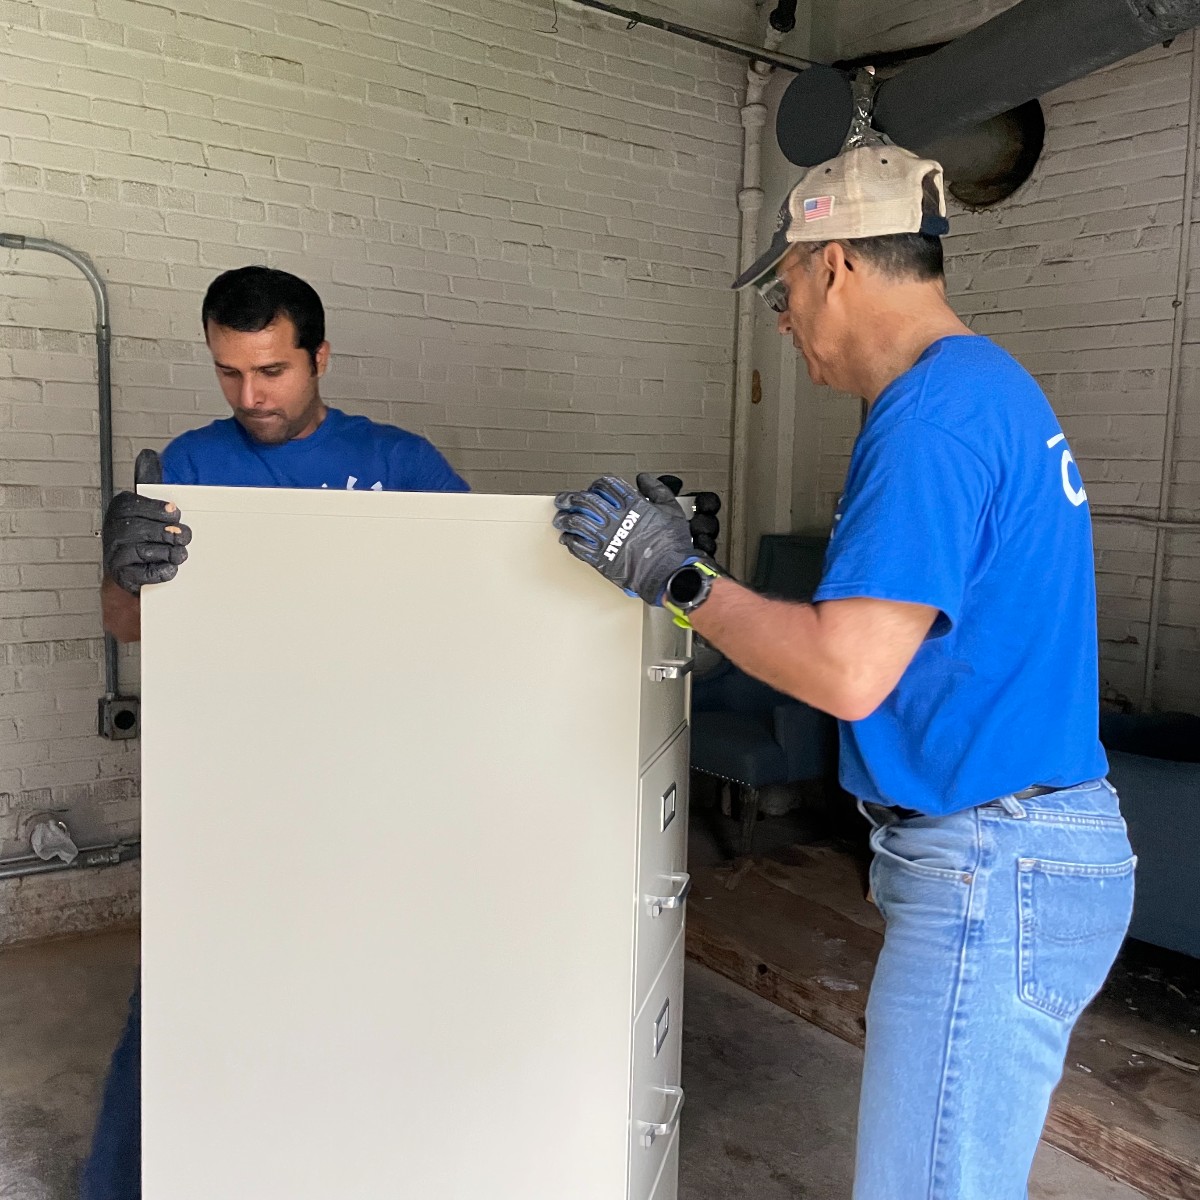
[102, 449, 191, 595]
[553, 473, 709, 606]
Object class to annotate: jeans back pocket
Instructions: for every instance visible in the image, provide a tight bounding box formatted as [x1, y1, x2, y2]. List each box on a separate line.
[1017, 855, 1136, 1021]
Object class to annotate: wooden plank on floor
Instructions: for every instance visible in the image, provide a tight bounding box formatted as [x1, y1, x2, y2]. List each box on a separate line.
[686, 860, 872, 1049]
[685, 855, 1200, 1200]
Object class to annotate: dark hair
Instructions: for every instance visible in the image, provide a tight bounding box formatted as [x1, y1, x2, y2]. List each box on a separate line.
[201, 266, 325, 370]
[809, 232, 944, 281]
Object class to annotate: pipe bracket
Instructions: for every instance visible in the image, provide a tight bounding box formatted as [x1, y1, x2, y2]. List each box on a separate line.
[841, 67, 879, 151]
[737, 187, 765, 213]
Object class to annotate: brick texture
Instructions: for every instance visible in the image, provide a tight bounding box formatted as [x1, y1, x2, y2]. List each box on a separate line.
[0, 0, 760, 942]
[804, 9, 1200, 716]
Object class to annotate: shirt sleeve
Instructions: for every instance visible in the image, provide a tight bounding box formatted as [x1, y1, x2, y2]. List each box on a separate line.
[812, 418, 993, 636]
[390, 436, 470, 493]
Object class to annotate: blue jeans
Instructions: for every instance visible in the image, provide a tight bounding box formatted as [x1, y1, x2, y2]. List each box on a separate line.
[81, 986, 140, 1200]
[855, 780, 1135, 1200]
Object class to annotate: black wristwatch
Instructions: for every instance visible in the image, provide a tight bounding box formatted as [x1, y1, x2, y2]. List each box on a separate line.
[663, 561, 720, 628]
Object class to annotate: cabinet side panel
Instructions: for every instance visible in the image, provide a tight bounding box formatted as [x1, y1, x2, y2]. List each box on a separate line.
[141, 492, 644, 1200]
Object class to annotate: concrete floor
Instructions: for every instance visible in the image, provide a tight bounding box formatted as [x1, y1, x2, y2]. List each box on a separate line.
[0, 928, 1143, 1200]
[682, 963, 1144, 1200]
[0, 928, 137, 1200]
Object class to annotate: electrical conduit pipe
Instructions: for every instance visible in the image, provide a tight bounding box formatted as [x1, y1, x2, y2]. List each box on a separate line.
[0, 233, 120, 704]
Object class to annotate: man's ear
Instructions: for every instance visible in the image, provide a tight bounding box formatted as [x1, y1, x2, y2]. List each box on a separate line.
[314, 340, 331, 378]
[822, 242, 851, 295]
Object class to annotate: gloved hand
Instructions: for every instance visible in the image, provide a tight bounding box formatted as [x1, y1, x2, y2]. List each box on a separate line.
[102, 449, 192, 595]
[689, 491, 721, 558]
[553, 473, 707, 606]
[654, 475, 721, 558]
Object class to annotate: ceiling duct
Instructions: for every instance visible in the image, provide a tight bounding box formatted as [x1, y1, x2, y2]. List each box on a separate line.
[778, 0, 1200, 198]
[874, 0, 1200, 149]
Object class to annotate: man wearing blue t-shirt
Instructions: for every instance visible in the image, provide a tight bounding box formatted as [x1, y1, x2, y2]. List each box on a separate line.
[100, 265, 466, 645]
[86, 266, 466, 1199]
[553, 145, 1135, 1200]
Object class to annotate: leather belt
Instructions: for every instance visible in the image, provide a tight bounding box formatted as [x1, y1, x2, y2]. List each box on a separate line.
[1011, 783, 1072, 800]
[871, 783, 1087, 822]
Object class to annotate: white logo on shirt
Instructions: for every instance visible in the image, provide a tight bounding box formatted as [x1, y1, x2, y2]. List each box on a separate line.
[1047, 433, 1086, 507]
[320, 476, 383, 491]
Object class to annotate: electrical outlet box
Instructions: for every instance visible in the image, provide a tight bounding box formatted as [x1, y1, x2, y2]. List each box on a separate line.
[98, 695, 140, 740]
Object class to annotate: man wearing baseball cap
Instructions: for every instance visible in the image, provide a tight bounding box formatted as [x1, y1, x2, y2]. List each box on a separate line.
[553, 143, 1134, 1199]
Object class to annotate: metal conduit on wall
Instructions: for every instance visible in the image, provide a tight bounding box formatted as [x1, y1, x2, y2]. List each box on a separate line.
[0, 237, 145, 876]
[0, 233, 139, 739]
[0, 841, 141, 882]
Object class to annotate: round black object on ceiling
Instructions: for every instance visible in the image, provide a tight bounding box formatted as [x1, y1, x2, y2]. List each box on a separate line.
[776, 66, 856, 168]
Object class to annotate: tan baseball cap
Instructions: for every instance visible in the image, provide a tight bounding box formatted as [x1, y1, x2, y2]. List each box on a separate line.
[733, 144, 949, 290]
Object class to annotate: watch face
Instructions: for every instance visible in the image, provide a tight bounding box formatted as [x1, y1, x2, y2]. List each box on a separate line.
[668, 565, 706, 608]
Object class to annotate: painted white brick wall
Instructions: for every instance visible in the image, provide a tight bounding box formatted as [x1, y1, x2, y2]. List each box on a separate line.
[0, 0, 760, 943]
[948, 40, 1198, 713]
[798, 7, 1200, 716]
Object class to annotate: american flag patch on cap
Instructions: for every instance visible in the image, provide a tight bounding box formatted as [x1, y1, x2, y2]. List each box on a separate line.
[803, 195, 833, 221]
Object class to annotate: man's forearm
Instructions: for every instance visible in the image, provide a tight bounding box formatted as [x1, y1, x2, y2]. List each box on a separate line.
[101, 576, 142, 643]
[689, 579, 860, 718]
[689, 578, 936, 721]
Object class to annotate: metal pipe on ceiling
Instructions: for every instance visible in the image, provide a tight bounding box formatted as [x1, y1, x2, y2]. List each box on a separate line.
[562, 0, 832, 73]
[778, 0, 1200, 165]
[873, 0, 1200, 150]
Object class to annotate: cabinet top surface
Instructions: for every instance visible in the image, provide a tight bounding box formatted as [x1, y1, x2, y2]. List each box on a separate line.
[141, 485, 558, 524]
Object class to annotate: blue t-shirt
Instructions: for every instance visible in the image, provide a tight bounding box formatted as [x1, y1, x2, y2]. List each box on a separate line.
[161, 407, 468, 493]
[812, 335, 1107, 815]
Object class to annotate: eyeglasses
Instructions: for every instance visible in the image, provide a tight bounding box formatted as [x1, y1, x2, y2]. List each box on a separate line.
[755, 274, 789, 313]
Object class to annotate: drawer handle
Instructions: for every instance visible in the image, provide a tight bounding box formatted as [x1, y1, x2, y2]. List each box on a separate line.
[653, 996, 671, 1057]
[639, 1086, 685, 1149]
[647, 658, 694, 682]
[661, 784, 677, 832]
[646, 872, 691, 918]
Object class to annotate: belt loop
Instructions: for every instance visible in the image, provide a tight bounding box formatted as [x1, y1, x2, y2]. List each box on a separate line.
[997, 794, 1027, 819]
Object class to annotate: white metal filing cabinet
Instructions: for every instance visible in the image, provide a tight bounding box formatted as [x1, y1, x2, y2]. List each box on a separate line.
[138, 487, 692, 1200]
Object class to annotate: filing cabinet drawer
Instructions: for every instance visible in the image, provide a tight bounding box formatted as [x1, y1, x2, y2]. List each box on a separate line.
[628, 934, 685, 1200]
[634, 727, 689, 1009]
[643, 1132, 679, 1200]
[639, 607, 690, 766]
